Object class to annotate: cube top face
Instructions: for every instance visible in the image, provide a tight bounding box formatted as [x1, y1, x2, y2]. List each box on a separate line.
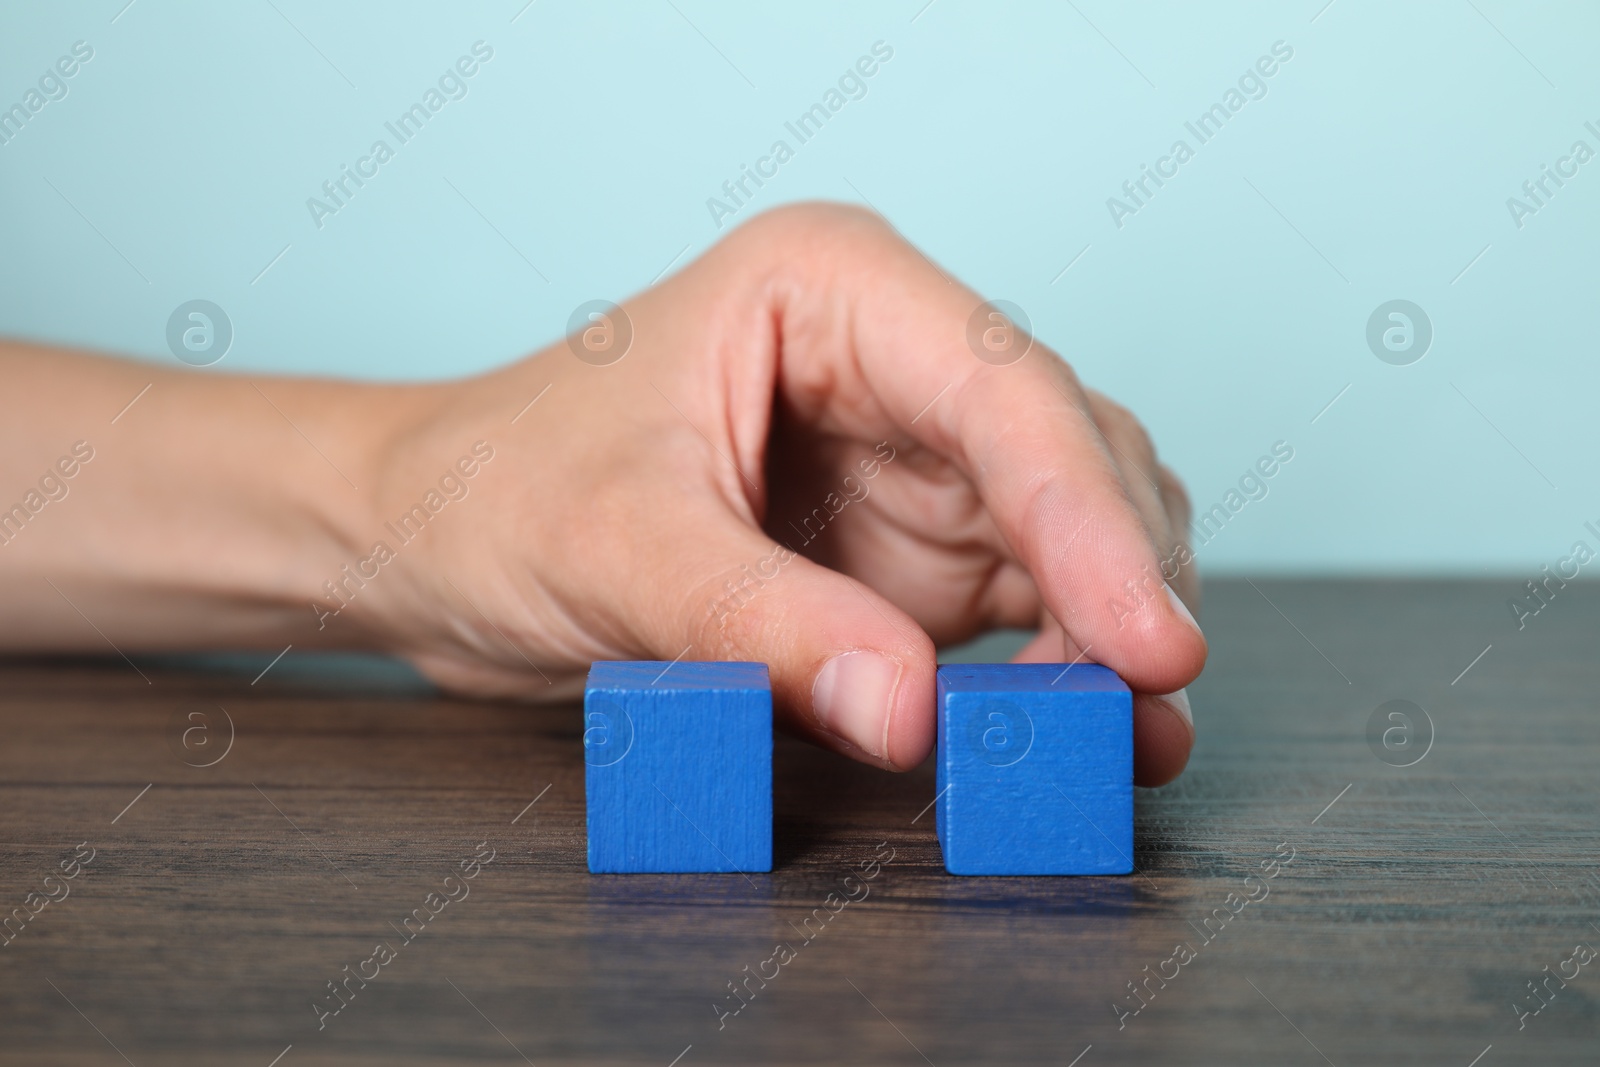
[936, 662, 1129, 696]
[586, 660, 770, 693]
[584, 661, 771, 874]
[936, 663, 1132, 876]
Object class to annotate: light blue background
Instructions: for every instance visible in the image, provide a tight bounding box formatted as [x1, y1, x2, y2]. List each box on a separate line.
[1, 1, 1595, 575]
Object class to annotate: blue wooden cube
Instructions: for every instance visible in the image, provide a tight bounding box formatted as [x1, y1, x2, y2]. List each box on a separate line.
[935, 663, 1133, 875]
[584, 661, 772, 874]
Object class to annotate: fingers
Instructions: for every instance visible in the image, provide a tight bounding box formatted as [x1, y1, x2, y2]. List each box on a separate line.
[808, 217, 1205, 695]
[1154, 462, 1200, 609]
[1081, 389, 1176, 555]
[649, 504, 937, 770]
[976, 560, 1044, 632]
[1132, 690, 1193, 786]
[647, 494, 1186, 781]
[977, 388, 1200, 647]
[1081, 389, 1200, 614]
[1155, 463, 1193, 534]
[1011, 615, 1072, 664]
[1012, 618, 1192, 786]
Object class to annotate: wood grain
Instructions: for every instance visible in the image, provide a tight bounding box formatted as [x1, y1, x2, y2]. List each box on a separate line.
[1, 579, 1597, 1065]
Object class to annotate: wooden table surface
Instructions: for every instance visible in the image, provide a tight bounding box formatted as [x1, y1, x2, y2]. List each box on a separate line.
[2, 578, 1597, 1066]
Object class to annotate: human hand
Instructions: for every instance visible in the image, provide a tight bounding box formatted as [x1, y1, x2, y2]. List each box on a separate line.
[366, 204, 1204, 784]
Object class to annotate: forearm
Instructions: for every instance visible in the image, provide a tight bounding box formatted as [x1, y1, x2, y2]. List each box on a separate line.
[0, 341, 430, 652]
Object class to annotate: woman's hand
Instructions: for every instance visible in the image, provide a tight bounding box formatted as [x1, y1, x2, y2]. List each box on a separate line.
[371, 204, 1204, 783]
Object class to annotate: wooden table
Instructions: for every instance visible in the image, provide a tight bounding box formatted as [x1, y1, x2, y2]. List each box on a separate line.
[2, 579, 1597, 1065]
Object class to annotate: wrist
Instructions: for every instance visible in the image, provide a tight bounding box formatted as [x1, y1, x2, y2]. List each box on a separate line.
[290, 377, 464, 649]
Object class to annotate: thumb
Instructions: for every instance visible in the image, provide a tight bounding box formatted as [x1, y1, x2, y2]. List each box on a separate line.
[669, 516, 936, 770]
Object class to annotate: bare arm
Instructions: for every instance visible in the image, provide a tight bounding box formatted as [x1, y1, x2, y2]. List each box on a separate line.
[0, 343, 425, 651]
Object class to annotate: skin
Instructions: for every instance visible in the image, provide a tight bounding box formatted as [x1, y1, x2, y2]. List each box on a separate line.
[0, 203, 1204, 784]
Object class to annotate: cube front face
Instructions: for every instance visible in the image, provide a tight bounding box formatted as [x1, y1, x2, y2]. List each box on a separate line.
[936, 664, 1133, 875]
[584, 662, 772, 874]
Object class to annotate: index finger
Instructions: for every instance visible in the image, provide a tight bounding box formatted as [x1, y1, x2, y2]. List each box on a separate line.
[835, 217, 1207, 694]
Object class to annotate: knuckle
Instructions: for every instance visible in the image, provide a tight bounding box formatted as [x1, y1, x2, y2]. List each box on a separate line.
[1157, 463, 1191, 515]
[1128, 420, 1157, 466]
[719, 202, 893, 282]
[739, 201, 884, 245]
[1097, 398, 1157, 467]
[1053, 359, 1085, 394]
